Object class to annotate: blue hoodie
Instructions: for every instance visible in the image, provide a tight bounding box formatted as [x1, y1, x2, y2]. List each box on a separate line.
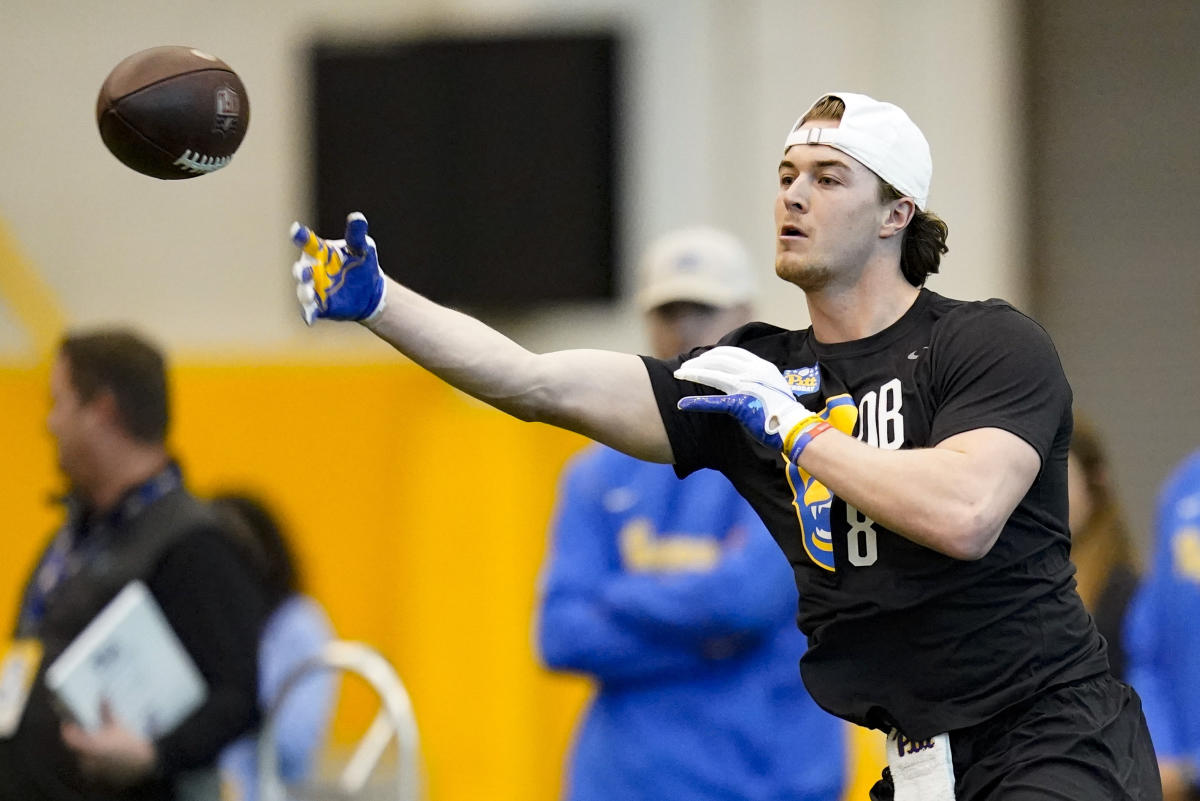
[537, 445, 844, 801]
[1127, 450, 1200, 773]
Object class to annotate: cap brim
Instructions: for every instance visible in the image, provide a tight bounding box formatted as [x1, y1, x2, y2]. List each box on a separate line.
[637, 280, 749, 311]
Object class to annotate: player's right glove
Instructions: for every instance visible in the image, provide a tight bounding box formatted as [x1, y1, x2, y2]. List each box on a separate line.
[289, 212, 387, 326]
[674, 346, 831, 462]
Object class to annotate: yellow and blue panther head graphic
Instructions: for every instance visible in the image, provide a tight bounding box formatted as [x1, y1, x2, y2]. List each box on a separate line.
[785, 394, 857, 571]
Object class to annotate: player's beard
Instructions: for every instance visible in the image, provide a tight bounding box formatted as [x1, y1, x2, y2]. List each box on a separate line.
[775, 252, 833, 292]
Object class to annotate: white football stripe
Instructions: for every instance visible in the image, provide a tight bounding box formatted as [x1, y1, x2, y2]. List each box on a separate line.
[172, 149, 232, 174]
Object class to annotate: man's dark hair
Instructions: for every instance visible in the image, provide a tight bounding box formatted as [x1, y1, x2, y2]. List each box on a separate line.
[59, 328, 169, 443]
[211, 492, 301, 609]
[801, 95, 949, 287]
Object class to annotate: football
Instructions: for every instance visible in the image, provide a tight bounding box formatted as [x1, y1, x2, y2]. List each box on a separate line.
[96, 46, 249, 180]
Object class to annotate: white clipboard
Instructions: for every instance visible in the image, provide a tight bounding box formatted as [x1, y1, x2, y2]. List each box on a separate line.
[45, 580, 207, 737]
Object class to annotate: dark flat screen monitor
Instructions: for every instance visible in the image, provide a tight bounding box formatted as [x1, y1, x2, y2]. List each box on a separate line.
[311, 33, 618, 312]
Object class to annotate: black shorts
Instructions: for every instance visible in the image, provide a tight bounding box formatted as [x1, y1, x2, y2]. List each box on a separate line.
[869, 673, 1162, 801]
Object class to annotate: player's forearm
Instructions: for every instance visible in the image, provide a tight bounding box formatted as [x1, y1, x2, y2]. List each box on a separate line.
[364, 278, 551, 421]
[797, 430, 1027, 560]
[365, 278, 673, 461]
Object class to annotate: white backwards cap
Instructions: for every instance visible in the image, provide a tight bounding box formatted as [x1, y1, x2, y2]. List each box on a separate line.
[784, 91, 932, 209]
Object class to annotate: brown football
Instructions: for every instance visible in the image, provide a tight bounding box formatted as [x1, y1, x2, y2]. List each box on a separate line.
[96, 46, 250, 180]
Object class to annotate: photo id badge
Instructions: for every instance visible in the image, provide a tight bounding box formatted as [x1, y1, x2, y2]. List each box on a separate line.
[886, 728, 956, 801]
[0, 638, 43, 738]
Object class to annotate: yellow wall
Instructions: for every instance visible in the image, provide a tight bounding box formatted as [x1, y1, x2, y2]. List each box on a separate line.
[1, 362, 593, 801]
[845, 726, 887, 800]
[0, 366, 60, 622]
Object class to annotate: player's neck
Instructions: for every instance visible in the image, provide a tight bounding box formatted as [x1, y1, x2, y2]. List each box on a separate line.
[805, 272, 921, 345]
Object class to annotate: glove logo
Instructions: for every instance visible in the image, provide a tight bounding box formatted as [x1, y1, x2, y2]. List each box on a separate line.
[783, 364, 821, 396]
[784, 395, 857, 571]
[290, 213, 387, 325]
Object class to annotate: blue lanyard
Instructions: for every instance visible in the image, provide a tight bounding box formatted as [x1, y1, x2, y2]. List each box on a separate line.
[17, 462, 183, 635]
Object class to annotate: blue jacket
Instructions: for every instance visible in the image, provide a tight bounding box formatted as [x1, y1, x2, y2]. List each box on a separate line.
[537, 446, 844, 801]
[1127, 450, 1200, 769]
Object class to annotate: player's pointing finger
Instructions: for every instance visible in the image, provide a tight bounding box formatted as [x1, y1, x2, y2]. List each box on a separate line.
[289, 221, 324, 258]
[344, 212, 369, 255]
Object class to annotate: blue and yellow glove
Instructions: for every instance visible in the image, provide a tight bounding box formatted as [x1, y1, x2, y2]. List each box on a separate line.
[289, 211, 387, 326]
[674, 346, 830, 462]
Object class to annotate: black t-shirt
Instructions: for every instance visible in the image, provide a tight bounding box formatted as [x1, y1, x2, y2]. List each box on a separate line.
[642, 288, 1108, 738]
[1094, 564, 1139, 682]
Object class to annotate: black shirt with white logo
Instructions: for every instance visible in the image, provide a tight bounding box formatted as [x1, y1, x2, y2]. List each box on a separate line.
[642, 288, 1107, 739]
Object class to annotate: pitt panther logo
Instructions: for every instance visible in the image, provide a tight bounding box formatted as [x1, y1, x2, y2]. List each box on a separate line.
[784, 394, 857, 571]
[783, 364, 820, 396]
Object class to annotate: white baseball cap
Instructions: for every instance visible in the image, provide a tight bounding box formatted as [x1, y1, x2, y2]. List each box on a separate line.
[783, 91, 932, 209]
[636, 226, 756, 312]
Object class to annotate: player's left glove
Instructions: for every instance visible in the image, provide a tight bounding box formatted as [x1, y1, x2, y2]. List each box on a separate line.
[289, 211, 387, 326]
[674, 346, 830, 462]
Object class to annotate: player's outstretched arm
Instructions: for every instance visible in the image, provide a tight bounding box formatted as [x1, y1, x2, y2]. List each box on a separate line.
[290, 214, 673, 463]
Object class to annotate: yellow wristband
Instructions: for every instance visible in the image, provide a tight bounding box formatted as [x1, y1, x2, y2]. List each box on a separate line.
[782, 414, 825, 454]
[785, 420, 833, 463]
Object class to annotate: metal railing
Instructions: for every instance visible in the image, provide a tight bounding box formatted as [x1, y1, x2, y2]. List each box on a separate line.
[257, 640, 421, 801]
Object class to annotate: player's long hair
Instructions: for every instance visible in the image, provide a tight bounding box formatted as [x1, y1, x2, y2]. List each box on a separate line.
[801, 97, 949, 288]
[1069, 419, 1141, 612]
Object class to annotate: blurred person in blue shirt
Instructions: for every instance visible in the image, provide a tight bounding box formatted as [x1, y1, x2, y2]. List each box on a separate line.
[1127, 452, 1200, 801]
[535, 227, 845, 801]
[211, 492, 337, 801]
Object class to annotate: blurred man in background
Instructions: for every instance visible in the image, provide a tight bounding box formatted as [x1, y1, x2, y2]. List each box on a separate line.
[536, 227, 844, 801]
[0, 328, 268, 801]
[1127, 450, 1200, 801]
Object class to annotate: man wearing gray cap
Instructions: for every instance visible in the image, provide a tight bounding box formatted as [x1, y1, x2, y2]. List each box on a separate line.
[289, 91, 1161, 800]
[535, 227, 844, 801]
